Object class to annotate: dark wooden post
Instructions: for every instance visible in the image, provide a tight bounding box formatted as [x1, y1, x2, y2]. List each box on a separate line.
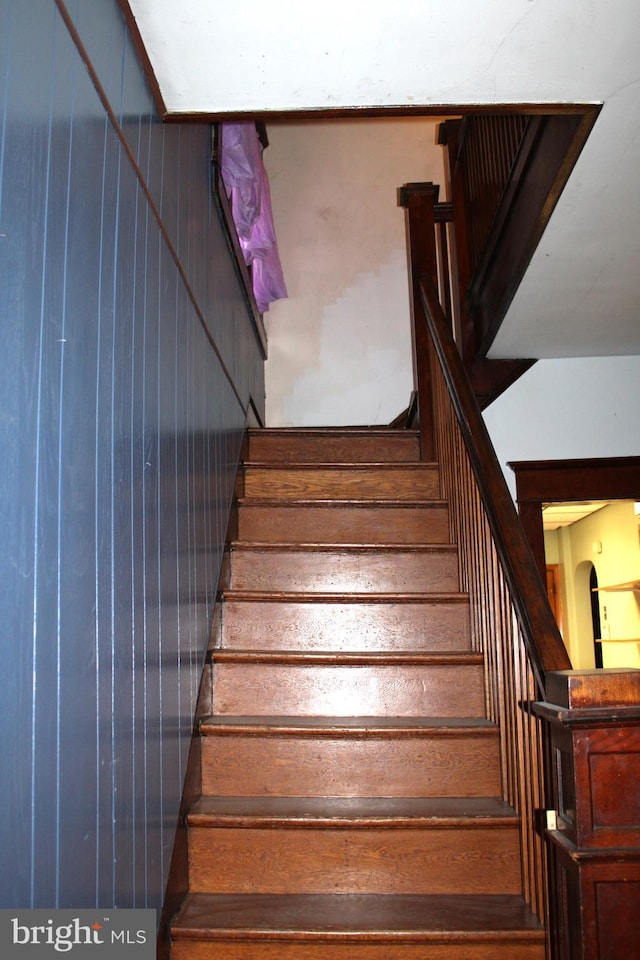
[534, 669, 640, 959]
[398, 182, 440, 462]
[438, 119, 473, 361]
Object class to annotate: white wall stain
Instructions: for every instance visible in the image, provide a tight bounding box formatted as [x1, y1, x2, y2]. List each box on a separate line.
[263, 118, 445, 426]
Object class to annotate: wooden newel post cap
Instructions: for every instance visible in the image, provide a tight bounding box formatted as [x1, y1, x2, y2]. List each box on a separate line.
[398, 182, 440, 208]
[545, 668, 640, 710]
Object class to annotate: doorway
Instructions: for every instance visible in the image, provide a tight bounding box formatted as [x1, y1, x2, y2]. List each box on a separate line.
[509, 456, 640, 668]
[589, 565, 603, 668]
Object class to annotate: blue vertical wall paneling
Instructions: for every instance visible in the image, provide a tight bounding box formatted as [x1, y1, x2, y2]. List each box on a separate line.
[69, 0, 266, 403]
[0, 0, 264, 913]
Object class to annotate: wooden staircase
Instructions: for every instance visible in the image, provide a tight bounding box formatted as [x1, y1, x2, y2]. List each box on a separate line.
[170, 427, 546, 959]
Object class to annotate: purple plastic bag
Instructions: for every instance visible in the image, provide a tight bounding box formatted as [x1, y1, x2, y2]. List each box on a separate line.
[220, 123, 288, 312]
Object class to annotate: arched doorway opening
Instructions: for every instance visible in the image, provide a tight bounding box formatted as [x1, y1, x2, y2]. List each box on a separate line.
[589, 565, 603, 668]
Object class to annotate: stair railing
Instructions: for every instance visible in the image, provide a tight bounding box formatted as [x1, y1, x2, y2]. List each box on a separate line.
[402, 179, 640, 957]
[418, 274, 570, 924]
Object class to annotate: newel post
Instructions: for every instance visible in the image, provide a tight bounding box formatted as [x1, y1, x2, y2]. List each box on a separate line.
[533, 669, 640, 959]
[398, 182, 440, 462]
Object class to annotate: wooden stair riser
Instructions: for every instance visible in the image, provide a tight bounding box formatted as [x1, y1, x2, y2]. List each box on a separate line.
[200, 732, 501, 798]
[236, 502, 450, 545]
[247, 429, 421, 464]
[218, 599, 470, 652]
[211, 661, 486, 718]
[188, 826, 522, 895]
[241, 465, 440, 502]
[225, 546, 460, 594]
[172, 941, 545, 960]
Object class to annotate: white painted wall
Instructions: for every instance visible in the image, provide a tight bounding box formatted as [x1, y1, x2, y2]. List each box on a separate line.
[262, 119, 445, 426]
[128, 0, 640, 451]
[127, 0, 640, 362]
[483, 357, 640, 500]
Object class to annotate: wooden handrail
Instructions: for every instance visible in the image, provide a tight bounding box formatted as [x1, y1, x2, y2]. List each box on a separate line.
[419, 276, 570, 695]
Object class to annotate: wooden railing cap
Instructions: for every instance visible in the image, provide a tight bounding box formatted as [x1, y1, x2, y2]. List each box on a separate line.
[398, 182, 440, 207]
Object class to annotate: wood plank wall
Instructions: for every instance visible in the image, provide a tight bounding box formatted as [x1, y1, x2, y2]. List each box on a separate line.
[457, 114, 529, 278]
[0, 0, 264, 915]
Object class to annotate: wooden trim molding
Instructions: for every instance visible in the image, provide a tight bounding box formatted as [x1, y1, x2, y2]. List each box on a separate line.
[95, 16, 603, 131]
[55, 0, 252, 411]
[468, 357, 536, 409]
[117, 0, 168, 118]
[509, 456, 640, 504]
[509, 456, 640, 581]
[160, 102, 600, 124]
[157, 482, 242, 956]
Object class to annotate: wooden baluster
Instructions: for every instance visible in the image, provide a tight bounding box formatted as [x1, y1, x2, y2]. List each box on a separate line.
[424, 281, 578, 926]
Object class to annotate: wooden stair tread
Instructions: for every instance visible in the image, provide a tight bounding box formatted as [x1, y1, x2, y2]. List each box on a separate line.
[248, 427, 420, 438]
[200, 715, 498, 738]
[229, 541, 459, 553]
[238, 497, 448, 508]
[225, 544, 461, 597]
[247, 428, 420, 442]
[243, 461, 438, 470]
[188, 796, 519, 828]
[172, 892, 545, 941]
[211, 649, 482, 666]
[220, 590, 468, 604]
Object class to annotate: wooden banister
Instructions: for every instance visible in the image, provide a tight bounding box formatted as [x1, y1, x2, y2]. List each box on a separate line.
[403, 179, 640, 958]
[419, 277, 571, 693]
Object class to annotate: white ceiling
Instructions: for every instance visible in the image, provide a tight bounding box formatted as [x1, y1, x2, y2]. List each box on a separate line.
[542, 502, 609, 531]
[125, 0, 640, 361]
